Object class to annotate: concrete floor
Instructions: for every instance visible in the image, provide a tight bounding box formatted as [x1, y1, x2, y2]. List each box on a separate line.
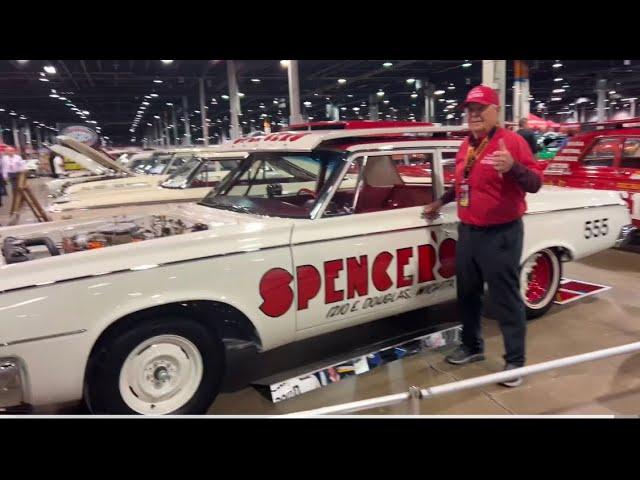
[5, 177, 640, 415]
[207, 248, 640, 416]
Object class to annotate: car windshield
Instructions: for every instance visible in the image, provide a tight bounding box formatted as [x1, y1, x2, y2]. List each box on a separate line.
[200, 151, 347, 218]
[130, 153, 174, 174]
[161, 157, 240, 189]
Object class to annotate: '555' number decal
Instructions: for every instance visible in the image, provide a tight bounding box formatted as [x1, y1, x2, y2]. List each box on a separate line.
[584, 218, 609, 239]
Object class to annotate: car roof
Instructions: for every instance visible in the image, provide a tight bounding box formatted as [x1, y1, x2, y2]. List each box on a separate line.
[212, 124, 469, 153]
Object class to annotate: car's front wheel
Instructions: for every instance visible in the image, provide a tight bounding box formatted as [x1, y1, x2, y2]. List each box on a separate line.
[520, 248, 562, 320]
[85, 315, 225, 415]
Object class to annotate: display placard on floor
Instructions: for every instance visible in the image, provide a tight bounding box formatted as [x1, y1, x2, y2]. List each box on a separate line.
[554, 278, 612, 305]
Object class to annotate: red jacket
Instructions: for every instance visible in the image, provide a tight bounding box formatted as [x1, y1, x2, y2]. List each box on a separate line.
[446, 127, 543, 226]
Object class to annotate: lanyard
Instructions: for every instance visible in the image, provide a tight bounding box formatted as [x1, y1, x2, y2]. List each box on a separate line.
[463, 127, 497, 179]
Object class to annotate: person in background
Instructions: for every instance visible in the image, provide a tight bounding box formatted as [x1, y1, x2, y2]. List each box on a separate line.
[516, 118, 539, 155]
[423, 85, 544, 387]
[53, 154, 66, 178]
[3, 146, 27, 199]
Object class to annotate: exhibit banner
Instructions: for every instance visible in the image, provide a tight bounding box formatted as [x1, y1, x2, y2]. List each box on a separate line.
[58, 124, 99, 147]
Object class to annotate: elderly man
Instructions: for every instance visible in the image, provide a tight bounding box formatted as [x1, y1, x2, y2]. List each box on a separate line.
[424, 85, 543, 387]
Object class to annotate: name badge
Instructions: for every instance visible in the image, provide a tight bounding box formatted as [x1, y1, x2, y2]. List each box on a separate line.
[459, 181, 470, 208]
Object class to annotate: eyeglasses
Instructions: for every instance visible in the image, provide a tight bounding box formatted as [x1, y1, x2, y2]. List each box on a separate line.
[466, 104, 490, 114]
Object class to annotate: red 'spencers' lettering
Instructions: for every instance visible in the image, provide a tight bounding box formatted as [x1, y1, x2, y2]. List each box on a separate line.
[259, 268, 294, 317]
[346, 256, 368, 299]
[257, 238, 457, 317]
[324, 260, 344, 304]
[296, 265, 321, 310]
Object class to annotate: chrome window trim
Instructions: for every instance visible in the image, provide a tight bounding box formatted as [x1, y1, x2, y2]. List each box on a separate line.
[1, 329, 87, 348]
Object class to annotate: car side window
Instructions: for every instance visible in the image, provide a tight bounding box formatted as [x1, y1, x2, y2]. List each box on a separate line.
[166, 155, 192, 173]
[441, 151, 457, 188]
[322, 153, 435, 217]
[582, 137, 620, 167]
[190, 164, 222, 188]
[621, 138, 640, 169]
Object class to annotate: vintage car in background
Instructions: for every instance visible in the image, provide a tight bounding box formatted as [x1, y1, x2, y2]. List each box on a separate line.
[47, 137, 135, 196]
[48, 152, 245, 220]
[536, 133, 567, 160]
[543, 118, 640, 237]
[0, 122, 633, 415]
[47, 138, 210, 197]
[62, 147, 222, 197]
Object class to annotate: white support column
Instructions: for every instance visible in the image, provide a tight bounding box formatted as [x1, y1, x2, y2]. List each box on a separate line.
[227, 60, 241, 140]
[512, 82, 521, 124]
[172, 106, 179, 145]
[494, 61, 506, 125]
[521, 78, 530, 119]
[596, 79, 607, 122]
[326, 103, 340, 121]
[482, 60, 506, 125]
[24, 122, 32, 151]
[182, 96, 192, 145]
[368, 94, 379, 120]
[164, 111, 171, 146]
[423, 82, 435, 122]
[199, 78, 209, 146]
[12, 119, 20, 152]
[287, 60, 304, 125]
[630, 98, 636, 118]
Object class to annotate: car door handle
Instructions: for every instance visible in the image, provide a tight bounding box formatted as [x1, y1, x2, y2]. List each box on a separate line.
[420, 211, 443, 220]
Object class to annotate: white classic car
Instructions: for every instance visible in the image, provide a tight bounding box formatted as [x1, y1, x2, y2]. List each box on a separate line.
[47, 139, 213, 197]
[47, 137, 136, 196]
[0, 123, 634, 415]
[61, 148, 224, 197]
[48, 152, 246, 221]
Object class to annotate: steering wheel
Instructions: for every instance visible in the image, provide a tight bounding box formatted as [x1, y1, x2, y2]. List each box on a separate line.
[297, 188, 317, 198]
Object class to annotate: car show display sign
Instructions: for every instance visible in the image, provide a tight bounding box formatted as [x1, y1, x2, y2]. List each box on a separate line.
[258, 325, 462, 403]
[58, 125, 99, 147]
[554, 278, 612, 305]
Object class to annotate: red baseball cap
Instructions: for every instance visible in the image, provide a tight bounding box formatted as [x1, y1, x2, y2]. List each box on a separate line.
[462, 85, 500, 107]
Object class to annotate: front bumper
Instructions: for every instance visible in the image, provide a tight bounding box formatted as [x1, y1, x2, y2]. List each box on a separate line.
[0, 358, 29, 413]
[615, 224, 638, 248]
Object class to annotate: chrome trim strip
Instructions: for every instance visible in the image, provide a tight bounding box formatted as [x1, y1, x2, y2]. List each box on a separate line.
[0, 203, 626, 296]
[0, 245, 291, 296]
[1, 329, 87, 347]
[525, 203, 623, 215]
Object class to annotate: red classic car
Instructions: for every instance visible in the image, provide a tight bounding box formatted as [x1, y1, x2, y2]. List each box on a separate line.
[543, 118, 640, 234]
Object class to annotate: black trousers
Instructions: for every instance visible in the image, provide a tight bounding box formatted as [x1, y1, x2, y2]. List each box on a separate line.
[456, 219, 526, 366]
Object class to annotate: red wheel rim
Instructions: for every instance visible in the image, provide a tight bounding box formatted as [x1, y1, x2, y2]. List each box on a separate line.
[526, 253, 553, 305]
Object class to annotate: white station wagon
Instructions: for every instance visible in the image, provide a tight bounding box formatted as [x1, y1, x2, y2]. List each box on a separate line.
[0, 122, 634, 415]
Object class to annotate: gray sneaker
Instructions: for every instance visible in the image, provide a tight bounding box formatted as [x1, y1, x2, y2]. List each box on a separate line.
[499, 363, 523, 387]
[445, 345, 485, 365]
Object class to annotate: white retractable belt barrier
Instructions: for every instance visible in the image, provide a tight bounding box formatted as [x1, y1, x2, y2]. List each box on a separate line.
[284, 340, 640, 416]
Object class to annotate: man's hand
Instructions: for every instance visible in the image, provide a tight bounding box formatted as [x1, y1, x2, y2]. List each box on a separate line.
[422, 199, 443, 220]
[491, 139, 514, 173]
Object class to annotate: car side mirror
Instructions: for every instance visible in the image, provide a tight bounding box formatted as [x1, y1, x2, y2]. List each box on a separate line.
[267, 183, 283, 198]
